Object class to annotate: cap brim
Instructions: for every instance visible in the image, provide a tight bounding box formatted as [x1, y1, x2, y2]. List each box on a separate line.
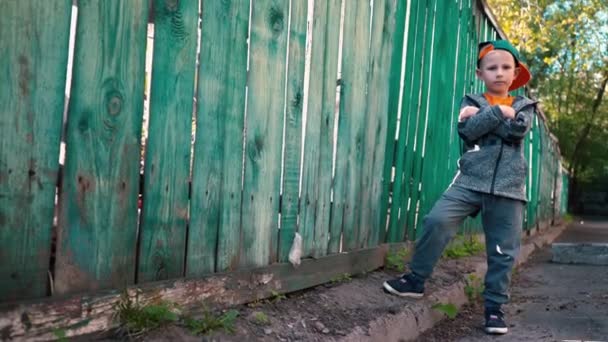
[509, 62, 531, 91]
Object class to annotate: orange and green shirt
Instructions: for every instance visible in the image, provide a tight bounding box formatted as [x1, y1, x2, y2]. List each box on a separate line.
[483, 93, 514, 107]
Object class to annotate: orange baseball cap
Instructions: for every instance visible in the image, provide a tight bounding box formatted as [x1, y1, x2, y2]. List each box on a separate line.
[478, 40, 531, 91]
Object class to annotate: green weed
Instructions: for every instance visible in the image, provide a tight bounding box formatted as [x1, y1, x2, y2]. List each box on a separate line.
[184, 309, 239, 335]
[53, 328, 68, 342]
[563, 213, 574, 223]
[247, 298, 263, 308]
[270, 290, 287, 302]
[251, 311, 270, 325]
[330, 273, 352, 284]
[385, 247, 409, 272]
[431, 303, 458, 319]
[443, 236, 485, 258]
[464, 274, 484, 302]
[247, 291, 286, 307]
[113, 292, 179, 337]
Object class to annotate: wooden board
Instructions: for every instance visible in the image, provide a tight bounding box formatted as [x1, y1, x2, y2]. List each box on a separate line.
[188, 0, 250, 275]
[330, 0, 371, 252]
[299, 0, 342, 258]
[379, 0, 408, 244]
[417, 0, 456, 223]
[387, 0, 425, 243]
[54, 0, 149, 294]
[0, 0, 72, 301]
[278, 0, 308, 262]
[401, 0, 430, 241]
[137, 0, 198, 283]
[240, 0, 289, 267]
[0, 242, 402, 341]
[406, 0, 436, 238]
[358, 0, 398, 248]
[450, 0, 469, 177]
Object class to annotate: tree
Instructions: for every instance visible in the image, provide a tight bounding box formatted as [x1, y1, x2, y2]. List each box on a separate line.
[487, 0, 608, 212]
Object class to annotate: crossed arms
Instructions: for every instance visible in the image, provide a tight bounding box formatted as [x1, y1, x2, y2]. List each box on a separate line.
[457, 98, 534, 145]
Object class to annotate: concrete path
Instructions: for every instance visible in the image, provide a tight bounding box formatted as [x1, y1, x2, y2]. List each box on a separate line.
[555, 217, 608, 243]
[421, 218, 608, 342]
[552, 217, 608, 265]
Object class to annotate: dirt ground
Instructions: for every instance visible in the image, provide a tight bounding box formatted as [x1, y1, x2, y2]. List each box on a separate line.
[150, 258, 476, 342]
[79, 256, 480, 342]
[76, 220, 608, 342]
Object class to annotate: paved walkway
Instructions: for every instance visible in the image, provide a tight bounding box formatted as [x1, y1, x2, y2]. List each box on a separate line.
[423, 218, 608, 342]
[555, 217, 608, 243]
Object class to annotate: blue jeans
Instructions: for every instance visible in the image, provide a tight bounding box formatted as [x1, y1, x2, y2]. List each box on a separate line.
[409, 185, 524, 307]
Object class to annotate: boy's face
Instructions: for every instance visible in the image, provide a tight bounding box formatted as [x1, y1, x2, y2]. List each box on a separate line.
[476, 50, 521, 97]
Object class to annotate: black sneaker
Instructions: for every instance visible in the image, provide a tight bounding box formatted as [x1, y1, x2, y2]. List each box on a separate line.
[484, 309, 508, 334]
[382, 273, 424, 298]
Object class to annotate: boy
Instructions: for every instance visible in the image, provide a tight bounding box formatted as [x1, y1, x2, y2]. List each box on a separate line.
[383, 40, 536, 335]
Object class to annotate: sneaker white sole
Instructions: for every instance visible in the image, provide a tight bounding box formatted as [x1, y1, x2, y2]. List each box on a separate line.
[382, 281, 424, 298]
[484, 327, 508, 334]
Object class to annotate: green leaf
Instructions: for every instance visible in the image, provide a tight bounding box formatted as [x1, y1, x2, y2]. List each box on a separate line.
[432, 303, 459, 319]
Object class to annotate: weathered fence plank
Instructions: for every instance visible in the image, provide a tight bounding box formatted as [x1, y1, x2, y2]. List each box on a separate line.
[331, 0, 371, 252]
[188, 0, 250, 275]
[240, 0, 289, 267]
[55, 0, 149, 294]
[418, 0, 458, 223]
[387, 0, 424, 243]
[278, 0, 308, 262]
[406, 0, 437, 238]
[379, 0, 408, 244]
[450, 0, 468, 175]
[0, 0, 72, 301]
[137, 0, 198, 283]
[402, 0, 431, 240]
[300, 0, 342, 258]
[529, 116, 541, 228]
[358, 0, 398, 248]
[447, 0, 465, 186]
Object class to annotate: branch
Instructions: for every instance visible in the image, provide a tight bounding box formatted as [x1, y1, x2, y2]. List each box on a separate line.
[568, 70, 608, 175]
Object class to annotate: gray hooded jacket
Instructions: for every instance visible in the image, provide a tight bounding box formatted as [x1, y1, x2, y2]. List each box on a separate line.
[451, 93, 537, 202]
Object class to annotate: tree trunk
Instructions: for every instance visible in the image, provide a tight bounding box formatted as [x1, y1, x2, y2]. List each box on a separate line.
[568, 71, 608, 176]
[567, 71, 608, 214]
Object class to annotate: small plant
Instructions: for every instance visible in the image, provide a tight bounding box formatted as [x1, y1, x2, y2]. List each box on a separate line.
[113, 292, 179, 337]
[385, 247, 409, 272]
[330, 273, 352, 284]
[270, 290, 287, 302]
[563, 213, 574, 223]
[464, 274, 484, 303]
[511, 264, 520, 277]
[251, 311, 270, 325]
[432, 303, 458, 319]
[184, 309, 239, 335]
[443, 235, 485, 258]
[53, 328, 68, 342]
[247, 298, 264, 308]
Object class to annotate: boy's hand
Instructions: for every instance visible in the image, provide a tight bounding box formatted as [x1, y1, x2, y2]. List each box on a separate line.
[458, 106, 479, 122]
[499, 105, 516, 119]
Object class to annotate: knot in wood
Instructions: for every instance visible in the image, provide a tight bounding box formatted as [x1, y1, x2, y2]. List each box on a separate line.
[165, 0, 179, 12]
[106, 93, 123, 116]
[268, 6, 284, 33]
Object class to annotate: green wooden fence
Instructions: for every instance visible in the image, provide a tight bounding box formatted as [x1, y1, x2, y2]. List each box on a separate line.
[0, 0, 567, 303]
